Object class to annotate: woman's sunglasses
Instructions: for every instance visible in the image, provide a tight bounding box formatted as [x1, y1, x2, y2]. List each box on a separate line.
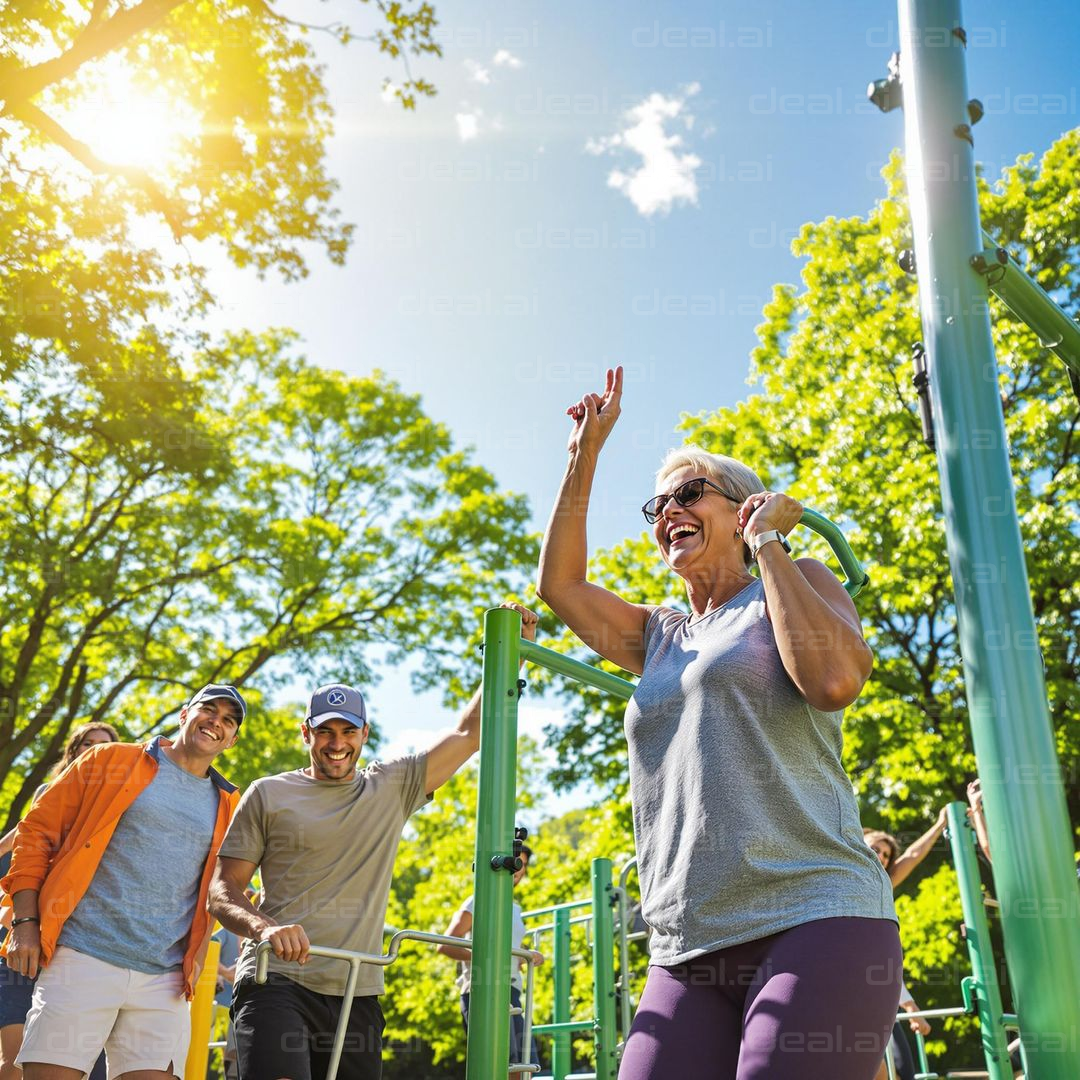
[641, 477, 740, 524]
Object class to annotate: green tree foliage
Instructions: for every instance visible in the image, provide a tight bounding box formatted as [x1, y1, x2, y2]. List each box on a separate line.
[1, 0, 440, 280]
[0, 333, 536, 828]
[533, 131, 1079, 1070]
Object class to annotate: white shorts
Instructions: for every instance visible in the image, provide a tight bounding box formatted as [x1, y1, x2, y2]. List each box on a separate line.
[17, 946, 190, 1079]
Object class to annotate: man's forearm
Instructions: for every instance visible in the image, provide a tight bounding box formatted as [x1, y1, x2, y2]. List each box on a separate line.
[12, 889, 40, 921]
[438, 942, 474, 963]
[455, 687, 483, 748]
[208, 882, 275, 941]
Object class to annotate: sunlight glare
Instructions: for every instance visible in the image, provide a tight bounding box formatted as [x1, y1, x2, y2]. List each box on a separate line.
[61, 57, 199, 172]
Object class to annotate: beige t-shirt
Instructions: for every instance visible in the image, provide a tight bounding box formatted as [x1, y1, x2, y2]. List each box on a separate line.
[221, 755, 428, 996]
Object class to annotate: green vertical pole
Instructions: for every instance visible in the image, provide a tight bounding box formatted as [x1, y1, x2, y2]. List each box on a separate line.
[466, 607, 521, 1080]
[895, 3, 1080, 1075]
[552, 907, 572, 1080]
[591, 858, 617, 1080]
[946, 803, 1011, 1080]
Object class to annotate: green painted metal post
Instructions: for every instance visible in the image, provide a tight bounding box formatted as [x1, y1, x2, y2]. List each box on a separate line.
[466, 607, 522, 1080]
[552, 907, 572, 1080]
[591, 859, 617, 1080]
[945, 803, 1011, 1080]
[895, 3, 1080, 1074]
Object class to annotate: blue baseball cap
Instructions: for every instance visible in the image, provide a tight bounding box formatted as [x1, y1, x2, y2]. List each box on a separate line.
[187, 684, 247, 724]
[306, 683, 367, 729]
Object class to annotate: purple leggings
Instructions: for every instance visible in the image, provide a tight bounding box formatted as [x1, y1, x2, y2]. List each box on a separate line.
[620, 917, 902, 1080]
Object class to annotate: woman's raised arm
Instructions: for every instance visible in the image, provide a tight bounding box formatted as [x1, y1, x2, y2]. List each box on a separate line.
[536, 367, 652, 675]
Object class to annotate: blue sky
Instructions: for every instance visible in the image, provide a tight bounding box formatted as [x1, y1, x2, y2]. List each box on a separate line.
[202, 0, 1079, 809]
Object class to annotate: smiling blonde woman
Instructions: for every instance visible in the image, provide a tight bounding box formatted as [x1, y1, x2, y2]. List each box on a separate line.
[537, 366, 900, 1080]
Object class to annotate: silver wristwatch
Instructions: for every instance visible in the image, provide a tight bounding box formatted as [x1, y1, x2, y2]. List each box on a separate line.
[748, 529, 792, 561]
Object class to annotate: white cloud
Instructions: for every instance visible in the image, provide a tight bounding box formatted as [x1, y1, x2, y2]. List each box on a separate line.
[465, 59, 490, 85]
[492, 49, 523, 69]
[586, 84, 704, 217]
[455, 111, 481, 141]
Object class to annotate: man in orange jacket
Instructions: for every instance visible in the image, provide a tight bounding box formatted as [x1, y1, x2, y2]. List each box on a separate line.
[1, 684, 244, 1080]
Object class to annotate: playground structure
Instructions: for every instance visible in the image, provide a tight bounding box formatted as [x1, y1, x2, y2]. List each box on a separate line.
[469, 3, 1080, 1076]
[177, 2, 1080, 1078]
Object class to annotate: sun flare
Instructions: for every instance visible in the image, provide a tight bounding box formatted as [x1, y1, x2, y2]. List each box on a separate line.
[60, 56, 199, 172]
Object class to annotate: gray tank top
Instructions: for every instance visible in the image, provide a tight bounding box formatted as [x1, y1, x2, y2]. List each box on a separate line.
[624, 579, 895, 967]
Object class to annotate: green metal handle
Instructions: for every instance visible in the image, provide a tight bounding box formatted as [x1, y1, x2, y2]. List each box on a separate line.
[797, 508, 869, 597]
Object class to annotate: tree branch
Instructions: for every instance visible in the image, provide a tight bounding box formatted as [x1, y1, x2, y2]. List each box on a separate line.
[9, 102, 183, 239]
[1, 664, 89, 831]
[0, 0, 187, 114]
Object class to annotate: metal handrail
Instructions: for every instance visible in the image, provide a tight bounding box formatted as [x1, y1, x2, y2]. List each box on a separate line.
[254, 931, 539, 1080]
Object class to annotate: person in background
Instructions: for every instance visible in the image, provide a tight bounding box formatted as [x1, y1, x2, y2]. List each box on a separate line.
[438, 841, 544, 1077]
[863, 807, 950, 889]
[0, 723, 119, 1080]
[966, 779, 993, 864]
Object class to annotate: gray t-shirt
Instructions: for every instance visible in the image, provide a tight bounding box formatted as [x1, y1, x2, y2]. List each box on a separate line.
[624, 581, 895, 968]
[221, 755, 429, 996]
[59, 750, 219, 973]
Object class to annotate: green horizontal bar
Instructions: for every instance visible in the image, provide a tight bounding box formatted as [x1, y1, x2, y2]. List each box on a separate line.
[523, 898, 592, 919]
[978, 236, 1080, 376]
[531, 1020, 595, 1036]
[799, 508, 869, 597]
[519, 640, 636, 700]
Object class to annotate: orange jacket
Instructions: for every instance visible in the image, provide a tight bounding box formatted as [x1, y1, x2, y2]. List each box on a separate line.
[0, 737, 239, 998]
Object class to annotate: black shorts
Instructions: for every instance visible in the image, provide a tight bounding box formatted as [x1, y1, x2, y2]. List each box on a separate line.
[232, 973, 384, 1080]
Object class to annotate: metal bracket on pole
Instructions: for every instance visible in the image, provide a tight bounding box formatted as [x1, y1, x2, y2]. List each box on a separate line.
[971, 238, 1080, 398]
[868, 51, 903, 113]
[910, 342, 935, 449]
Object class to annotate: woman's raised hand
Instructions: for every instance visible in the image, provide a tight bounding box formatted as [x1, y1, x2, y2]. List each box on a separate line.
[737, 490, 803, 541]
[565, 366, 623, 458]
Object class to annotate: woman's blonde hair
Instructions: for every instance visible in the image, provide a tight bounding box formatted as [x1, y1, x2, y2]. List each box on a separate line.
[655, 446, 764, 565]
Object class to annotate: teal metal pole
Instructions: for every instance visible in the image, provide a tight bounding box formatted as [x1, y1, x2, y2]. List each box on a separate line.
[945, 803, 1011, 1080]
[591, 859, 617, 1080]
[552, 906, 572, 1080]
[894, 4, 1080, 1075]
[466, 607, 522, 1080]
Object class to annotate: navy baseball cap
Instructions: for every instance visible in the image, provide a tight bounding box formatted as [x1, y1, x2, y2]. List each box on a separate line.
[187, 684, 247, 724]
[306, 683, 367, 729]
